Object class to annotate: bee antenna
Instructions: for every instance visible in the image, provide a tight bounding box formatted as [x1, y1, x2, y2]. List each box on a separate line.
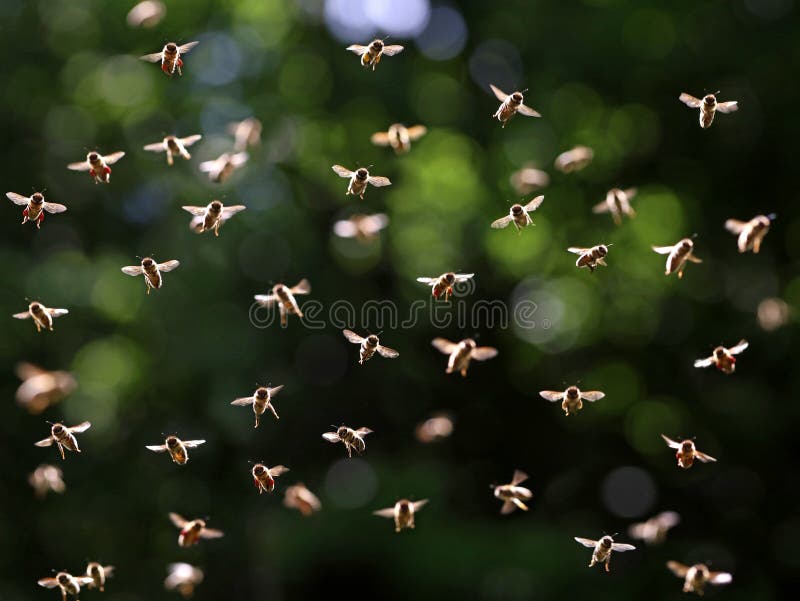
[691, 233, 698, 239]
[612, 532, 619, 537]
[767, 212, 777, 220]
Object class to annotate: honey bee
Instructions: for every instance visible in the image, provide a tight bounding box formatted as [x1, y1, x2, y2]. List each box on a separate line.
[490, 85, 541, 127]
[331, 165, 391, 199]
[227, 117, 262, 152]
[283, 483, 322, 516]
[628, 511, 680, 545]
[168, 513, 224, 547]
[182, 200, 246, 236]
[254, 279, 311, 327]
[140, 41, 199, 76]
[35, 421, 91, 460]
[199, 152, 249, 183]
[679, 92, 738, 128]
[230, 385, 284, 427]
[143, 134, 202, 166]
[371, 123, 427, 154]
[342, 330, 399, 364]
[126, 1, 166, 28]
[574, 535, 636, 572]
[333, 213, 389, 242]
[38, 571, 95, 601]
[431, 338, 498, 377]
[492, 470, 533, 514]
[509, 163, 550, 194]
[6, 191, 67, 228]
[146, 435, 206, 465]
[416, 272, 474, 301]
[725, 213, 775, 253]
[250, 462, 289, 494]
[29, 464, 66, 498]
[554, 145, 594, 173]
[491, 196, 544, 231]
[322, 425, 373, 458]
[373, 499, 428, 532]
[694, 340, 748, 375]
[165, 563, 204, 598]
[13, 301, 69, 332]
[661, 435, 717, 469]
[667, 562, 732, 595]
[120, 257, 180, 294]
[84, 562, 114, 592]
[568, 244, 612, 272]
[539, 385, 605, 417]
[15, 363, 76, 414]
[414, 413, 454, 443]
[652, 237, 702, 278]
[346, 39, 404, 70]
[67, 151, 125, 184]
[592, 188, 637, 225]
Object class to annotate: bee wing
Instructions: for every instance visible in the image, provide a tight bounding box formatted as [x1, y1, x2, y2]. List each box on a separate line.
[363, 213, 389, 233]
[666, 561, 690, 577]
[694, 356, 715, 368]
[679, 93, 702, 108]
[661, 434, 681, 449]
[491, 215, 513, 229]
[729, 339, 749, 355]
[333, 220, 358, 238]
[622, 187, 637, 200]
[139, 52, 164, 63]
[592, 199, 611, 213]
[182, 440, 206, 448]
[657, 511, 681, 528]
[254, 294, 276, 306]
[6, 192, 30, 206]
[38, 578, 60, 588]
[574, 537, 598, 548]
[146, 444, 169, 452]
[431, 338, 458, 354]
[221, 205, 247, 219]
[67, 160, 92, 171]
[77, 576, 95, 586]
[517, 103, 541, 117]
[416, 277, 436, 285]
[716, 101, 738, 114]
[471, 346, 498, 361]
[412, 499, 429, 511]
[343, 329, 365, 344]
[15, 361, 47, 379]
[500, 500, 516, 515]
[68, 421, 91, 433]
[230, 397, 254, 406]
[157, 260, 180, 272]
[454, 273, 474, 282]
[367, 175, 392, 187]
[198, 159, 220, 172]
[381, 45, 404, 56]
[332, 165, 354, 179]
[371, 131, 391, 146]
[580, 391, 605, 402]
[47, 308, 69, 317]
[178, 41, 200, 54]
[539, 391, 565, 402]
[406, 125, 427, 140]
[104, 151, 126, 165]
[182, 206, 207, 216]
[687, 254, 702, 263]
[13, 311, 32, 320]
[291, 278, 311, 294]
[180, 134, 202, 147]
[121, 265, 144, 276]
[346, 44, 369, 56]
[567, 247, 589, 255]
[322, 432, 340, 443]
[143, 142, 166, 152]
[43, 202, 68, 214]
[168, 512, 188, 528]
[269, 465, 289, 476]
[724, 219, 747, 234]
[268, 384, 284, 396]
[709, 571, 733, 584]
[35, 436, 54, 447]
[230, 152, 249, 167]
[356, 427, 373, 436]
[373, 507, 396, 518]
[627, 522, 647, 539]
[511, 469, 529, 486]
[694, 450, 716, 463]
[199, 527, 224, 539]
[489, 84, 508, 102]
[652, 245, 675, 255]
[376, 345, 399, 359]
[523, 195, 545, 212]
[611, 543, 636, 552]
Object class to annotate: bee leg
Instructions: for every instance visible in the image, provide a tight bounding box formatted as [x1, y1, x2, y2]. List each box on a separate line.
[254, 413, 260, 428]
[214, 222, 220, 237]
[460, 368, 468, 377]
[269, 404, 279, 420]
[346, 445, 352, 458]
[58, 443, 65, 460]
[753, 238, 761, 253]
[167, 151, 174, 167]
[36, 212, 44, 228]
[605, 555, 611, 573]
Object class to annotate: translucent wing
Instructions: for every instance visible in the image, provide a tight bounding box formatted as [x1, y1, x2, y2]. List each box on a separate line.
[661, 434, 681, 449]
[679, 93, 702, 108]
[611, 543, 636, 552]
[539, 391, 564, 402]
[412, 499, 429, 511]
[333, 220, 358, 238]
[229, 152, 249, 167]
[322, 432, 340, 443]
[523, 195, 545, 212]
[38, 578, 60, 588]
[367, 175, 391, 187]
[35, 437, 54, 447]
[716, 101, 738, 114]
[43, 202, 68, 214]
[291, 278, 311, 294]
[180, 134, 202, 147]
[724, 219, 746, 234]
[178, 41, 200, 54]
[168, 512, 188, 528]
[199, 527, 224, 539]
[230, 397, 254, 406]
[373, 507, 395, 518]
[146, 444, 169, 452]
[363, 213, 389, 233]
[6, 192, 30, 206]
[652, 245, 675, 255]
[656, 511, 681, 528]
[68, 421, 91, 433]
[221, 205, 247, 219]
[490, 84, 508, 102]
[47, 308, 69, 317]
[686, 254, 703, 263]
[453, 273, 474, 282]
[694, 356, 715, 368]
[269, 465, 289, 476]
[198, 159, 220, 172]
[371, 131, 391, 146]
[694, 450, 716, 463]
[13, 311, 32, 320]
[729, 340, 749, 355]
[517, 103, 541, 117]
[254, 294, 275, 306]
[121, 265, 144, 276]
[406, 125, 427, 140]
[667, 561, 689, 577]
[332, 164, 353, 178]
[144, 142, 166, 152]
[139, 52, 163, 63]
[628, 523, 647, 539]
[268, 385, 284, 396]
[567, 247, 589, 255]
[491, 215, 513, 229]
[431, 338, 458, 354]
[416, 277, 436, 285]
[67, 160, 91, 171]
[381, 45, 404, 56]
[182, 206, 207, 216]
[346, 44, 369, 56]
[471, 347, 498, 361]
[511, 469, 529, 486]
[376, 345, 399, 359]
[343, 330, 365, 344]
[182, 440, 206, 448]
[157, 260, 180, 272]
[710, 572, 732, 584]
[104, 151, 126, 165]
[623, 188, 637, 199]
[77, 576, 95, 586]
[574, 537, 598, 548]
[580, 391, 605, 402]
[592, 199, 611, 214]
[355, 427, 373, 436]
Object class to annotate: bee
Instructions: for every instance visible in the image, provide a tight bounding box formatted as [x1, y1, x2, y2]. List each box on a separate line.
[283, 483, 322, 516]
[251, 462, 289, 494]
[146, 435, 206, 465]
[725, 213, 775, 253]
[416, 272, 474, 301]
[140, 41, 199, 76]
[592, 188, 637, 225]
[182, 200, 246, 236]
[15, 362, 76, 414]
[35, 421, 91, 460]
[491, 195, 545, 232]
[628, 511, 680, 545]
[120, 256, 180, 294]
[227, 117, 262, 152]
[661, 435, 717, 469]
[574, 535, 636, 572]
[539, 385, 605, 417]
[509, 163, 550, 195]
[490, 84, 541, 127]
[13, 301, 69, 332]
[253, 279, 311, 327]
[322, 425, 373, 458]
[67, 151, 125, 184]
[554, 145, 594, 173]
[694, 340, 748, 375]
[164, 563, 204, 598]
[342, 330, 399, 364]
[28, 464, 66, 498]
[199, 151, 249, 183]
[371, 123, 427, 154]
[652, 237, 702, 278]
[492, 470, 533, 514]
[143, 134, 202, 166]
[230, 385, 285, 427]
[667, 562, 732, 595]
[679, 92, 738, 128]
[38, 571, 95, 601]
[333, 213, 389, 242]
[84, 562, 114, 592]
[568, 244, 612, 272]
[331, 165, 391, 199]
[346, 38, 404, 70]
[431, 338, 498, 377]
[126, 1, 166, 28]
[373, 499, 428, 532]
[168, 513, 224, 547]
[6, 191, 67, 228]
[414, 413, 454, 443]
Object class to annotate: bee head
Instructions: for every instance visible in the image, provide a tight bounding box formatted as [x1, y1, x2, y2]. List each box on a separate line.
[511, 204, 523, 215]
[756, 214, 773, 228]
[367, 334, 379, 345]
[31, 192, 44, 204]
[210, 200, 222, 211]
[511, 92, 523, 104]
[682, 440, 694, 452]
[166, 436, 179, 447]
[252, 464, 266, 476]
[87, 563, 100, 574]
[600, 536, 613, 547]
[714, 347, 726, 358]
[141, 257, 155, 268]
[679, 239, 694, 252]
[336, 426, 348, 438]
[194, 519, 206, 529]
[165, 135, 178, 146]
[463, 338, 477, 349]
[566, 385, 579, 398]
[255, 387, 269, 399]
[371, 39, 384, 51]
[57, 573, 70, 585]
[397, 499, 411, 513]
[444, 272, 456, 285]
[596, 244, 609, 257]
[29, 301, 43, 312]
[273, 283, 288, 294]
[51, 423, 64, 435]
[88, 152, 99, 162]
[703, 94, 717, 104]
[356, 167, 369, 180]
[166, 42, 177, 53]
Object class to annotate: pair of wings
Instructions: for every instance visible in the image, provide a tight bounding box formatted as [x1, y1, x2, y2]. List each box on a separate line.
[574, 537, 636, 552]
[121, 259, 180, 277]
[567, 246, 607, 256]
[651, 243, 701, 259]
[199, 152, 249, 172]
[168, 513, 223, 538]
[35, 421, 91, 446]
[230, 385, 284, 406]
[554, 146, 594, 173]
[371, 125, 427, 146]
[67, 151, 125, 171]
[146, 439, 205, 452]
[322, 427, 372, 443]
[333, 213, 389, 238]
[165, 563, 203, 588]
[592, 188, 637, 214]
[254, 279, 311, 305]
[14, 306, 68, 320]
[139, 41, 199, 63]
[39, 575, 94, 588]
[331, 165, 391, 187]
[629, 511, 681, 539]
[507, 469, 529, 487]
[491, 196, 545, 228]
[540, 389, 605, 402]
[417, 273, 474, 286]
[182, 204, 246, 218]
[144, 135, 202, 153]
[667, 561, 732, 583]
[346, 43, 404, 57]
[661, 435, 717, 462]
[490, 84, 541, 117]
[679, 93, 738, 113]
[261, 464, 289, 477]
[431, 338, 498, 360]
[342, 330, 399, 358]
[694, 340, 748, 367]
[7, 192, 67, 213]
[373, 499, 428, 518]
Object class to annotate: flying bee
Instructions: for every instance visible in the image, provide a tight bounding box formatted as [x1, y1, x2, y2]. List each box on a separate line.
[342, 330, 399, 364]
[371, 123, 427, 154]
[568, 244, 612, 272]
[667, 562, 732, 595]
[373, 499, 428, 532]
[120, 256, 180, 294]
[331, 165, 391, 199]
[29, 464, 66, 498]
[165, 563, 204, 598]
[628, 511, 680, 545]
[198, 151, 249, 183]
[593, 188, 637, 225]
[492, 470, 533, 514]
[725, 213, 775, 253]
[416, 272, 474, 301]
[168, 513, 224, 547]
[679, 91, 738, 128]
[254, 279, 311, 327]
[140, 41, 199, 76]
[694, 340, 748, 375]
[6, 191, 67, 228]
[250, 462, 289, 494]
[414, 413, 454, 443]
[67, 151, 125, 184]
[230, 384, 284, 427]
[146, 435, 206, 465]
[652, 237, 702, 278]
[490, 85, 541, 127]
[38, 571, 95, 601]
[322, 425, 373, 458]
[539, 385, 605, 417]
[13, 301, 69, 332]
[182, 200, 246, 236]
[227, 117, 262, 152]
[283, 483, 322, 516]
[661, 435, 717, 469]
[491, 195, 544, 232]
[84, 563, 114, 592]
[510, 163, 550, 195]
[431, 338, 498, 377]
[346, 38, 404, 70]
[574, 535, 636, 572]
[35, 421, 91, 460]
[554, 145, 594, 173]
[15, 362, 76, 415]
[143, 134, 202, 166]
[333, 213, 389, 242]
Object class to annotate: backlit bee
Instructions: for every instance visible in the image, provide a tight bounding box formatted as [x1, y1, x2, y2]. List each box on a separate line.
[554, 145, 594, 173]
[491, 195, 544, 232]
[694, 340, 748, 375]
[492, 470, 533, 514]
[342, 330, 399, 364]
[322, 425, 373, 458]
[35, 421, 91, 460]
[13, 301, 69, 332]
[85, 562, 114, 592]
[227, 117, 262, 152]
[143, 134, 202, 166]
[6, 191, 67, 228]
[661, 435, 717, 469]
[667, 561, 732, 595]
[652, 237, 702, 278]
[725, 213, 775, 253]
[165, 563, 204, 598]
[199, 151, 249, 183]
[146, 435, 206, 465]
[679, 92, 738, 128]
[38, 571, 95, 601]
[510, 163, 550, 194]
[140, 41, 199, 76]
[346, 38, 404, 70]
[331, 165, 391, 199]
[490, 84, 541, 127]
[67, 151, 125, 184]
[29, 464, 66, 498]
[414, 413, 454, 443]
[574, 535, 636, 572]
[628, 511, 680, 545]
[373, 499, 428, 532]
[15, 362, 76, 414]
[371, 123, 427, 154]
[568, 244, 611, 272]
[333, 213, 389, 242]
[168, 513, 224, 547]
[593, 188, 637, 225]
[539, 385, 605, 417]
[121, 257, 180, 294]
[254, 279, 311, 327]
[182, 200, 246, 236]
[283, 483, 322, 516]
[416, 272, 474, 301]
[230, 385, 285, 427]
[431, 338, 498, 377]
[251, 462, 289, 494]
